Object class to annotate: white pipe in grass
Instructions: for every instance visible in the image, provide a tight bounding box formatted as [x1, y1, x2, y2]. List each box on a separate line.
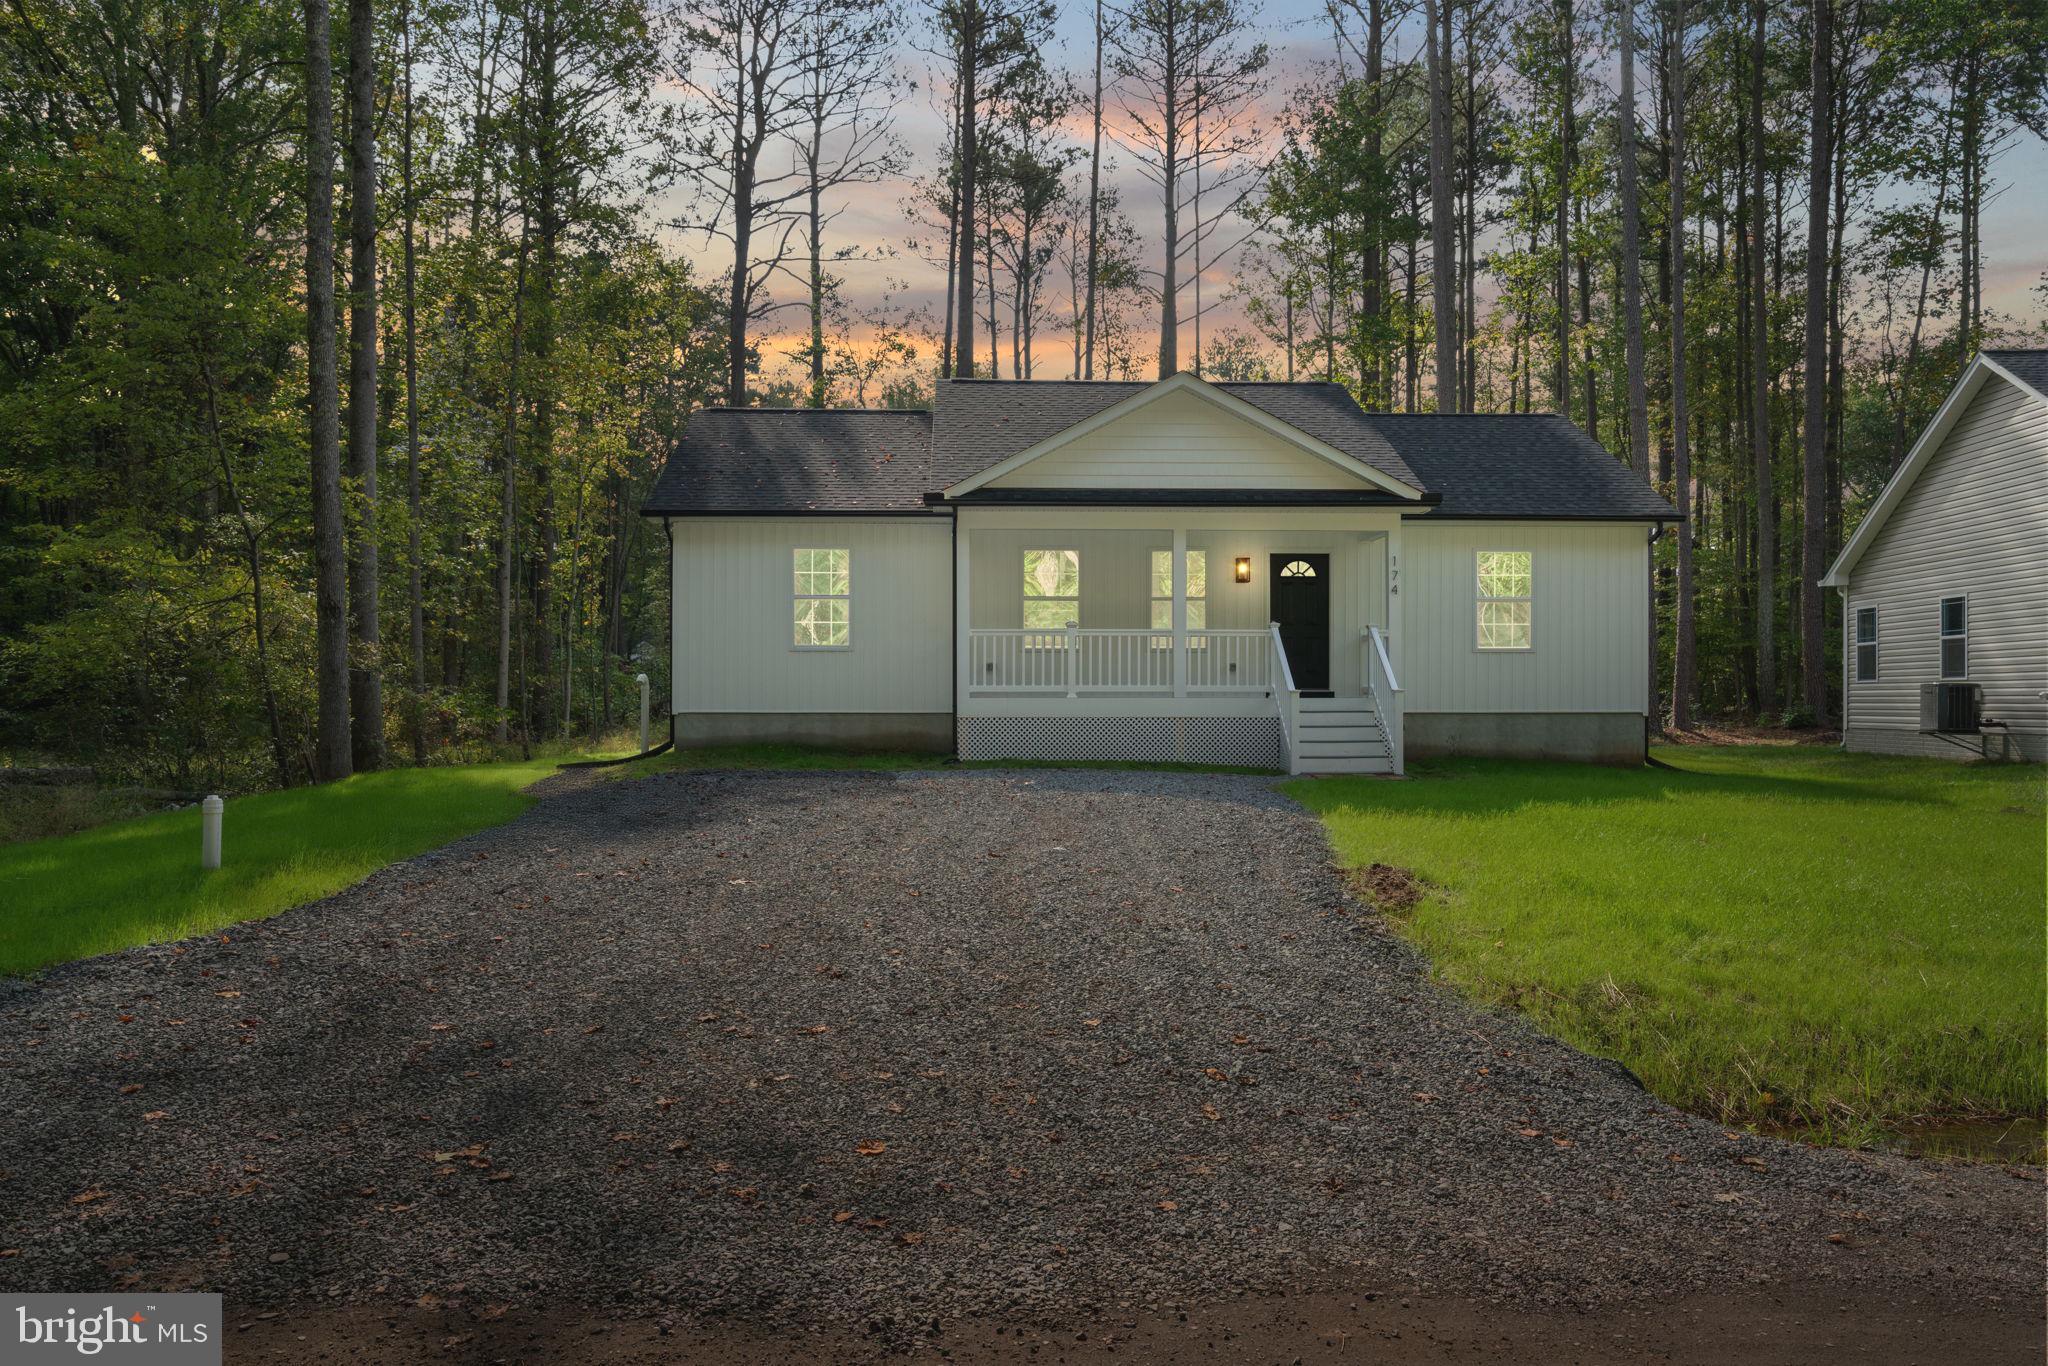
[200, 795, 223, 871]
[635, 673, 651, 754]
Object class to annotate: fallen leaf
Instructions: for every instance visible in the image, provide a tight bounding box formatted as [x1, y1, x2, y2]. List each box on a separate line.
[856, 1140, 887, 1156]
[1200, 1103, 1221, 1122]
[1516, 1128, 1543, 1138]
[897, 1231, 926, 1246]
[70, 1189, 107, 1206]
[214, 990, 242, 999]
[832, 1211, 855, 1224]
[142, 1111, 169, 1123]
[118, 1085, 143, 1096]
[1156, 1200, 1178, 1211]
[797, 1025, 829, 1035]
[1083, 1019, 1101, 1028]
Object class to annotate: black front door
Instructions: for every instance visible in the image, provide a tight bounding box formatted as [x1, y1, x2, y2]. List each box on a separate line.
[1270, 553, 1331, 693]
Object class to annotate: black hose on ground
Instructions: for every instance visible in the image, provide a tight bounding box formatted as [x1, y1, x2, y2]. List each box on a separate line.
[558, 739, 675, 770]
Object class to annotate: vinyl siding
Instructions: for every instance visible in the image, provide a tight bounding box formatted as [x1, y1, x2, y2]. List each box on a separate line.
[669, 517, 952, 714]
[1841, 373, 2048, 746]
[985, 387, 1367, 489]
[1401, 520, 1651, 714]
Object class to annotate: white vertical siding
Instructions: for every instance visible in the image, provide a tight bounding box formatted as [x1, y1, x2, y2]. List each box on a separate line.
[985, 388, 1365, 489]
[1843, 374, 2048, 742]
[669, 517, 953, 714]
[1402, 520, 1651, 714]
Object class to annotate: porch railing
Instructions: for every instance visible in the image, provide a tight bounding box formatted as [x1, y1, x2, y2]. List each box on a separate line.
[968, 627, 1276, 696]
[1364, 625, 1405, 776]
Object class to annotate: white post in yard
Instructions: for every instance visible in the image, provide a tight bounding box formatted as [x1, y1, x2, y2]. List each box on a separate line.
[200, 795, 223, 871]
[635, 673, 651, 754]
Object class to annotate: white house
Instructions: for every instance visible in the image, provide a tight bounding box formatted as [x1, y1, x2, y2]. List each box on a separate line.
[1822, 349, 2048, 762]
[644, 374, 1675, 774]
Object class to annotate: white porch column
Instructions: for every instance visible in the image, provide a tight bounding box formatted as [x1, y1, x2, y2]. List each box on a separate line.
[955, 518, 973, 718]
[1386, 517, 1406, 776]
[1171, 527, 1188, 698]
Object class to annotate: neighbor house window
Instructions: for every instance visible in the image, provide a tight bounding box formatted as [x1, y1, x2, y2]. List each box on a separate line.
[1939, 596, 1966, 678]
[1476, 550, 1533, 650]
[1150, 549, 1207, 647]
[1023, 549, 1080, 634]
[1854, 606, 1877, 682]
[792, 548, 850, 647]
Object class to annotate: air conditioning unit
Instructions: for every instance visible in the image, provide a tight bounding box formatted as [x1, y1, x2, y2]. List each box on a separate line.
[1919, 682, 1982, 734]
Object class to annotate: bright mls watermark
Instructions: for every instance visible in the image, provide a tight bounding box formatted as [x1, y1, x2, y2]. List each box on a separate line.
[5, 1294, 220, 1363]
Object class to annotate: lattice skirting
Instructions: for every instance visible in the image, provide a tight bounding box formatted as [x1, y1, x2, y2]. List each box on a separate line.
[958, 715, 1283, 769]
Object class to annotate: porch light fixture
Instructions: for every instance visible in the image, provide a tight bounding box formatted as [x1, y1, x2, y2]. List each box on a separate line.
[1233, 556, 1252, 584]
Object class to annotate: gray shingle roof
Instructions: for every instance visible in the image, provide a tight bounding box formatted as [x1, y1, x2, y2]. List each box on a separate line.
[642, 381, 1677, 521]
[1356, 413, 1674, 519]
[1985, 348, 2048, 400]
[643, 409, 934, 514]
[928, 379, 1425, 491]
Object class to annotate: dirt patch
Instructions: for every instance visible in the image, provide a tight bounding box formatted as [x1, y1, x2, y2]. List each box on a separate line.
[1656, 721, 1839, 747]
[1346, 860, 1427, 912]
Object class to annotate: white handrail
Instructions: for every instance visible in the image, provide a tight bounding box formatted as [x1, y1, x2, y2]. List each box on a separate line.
[1269, 621, 1298, 694]
[1270, 621, 1300, 775]
[1366, 626, 1400, 694]
[1364, 626, 1404, 777]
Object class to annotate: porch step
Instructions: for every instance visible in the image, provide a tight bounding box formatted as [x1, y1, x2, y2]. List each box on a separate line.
[1299, 695, 1377, 713]
[1292, 699, 1392, 773]
[1295, 724, 1380, 743]
[1295, 755, 1393, 774]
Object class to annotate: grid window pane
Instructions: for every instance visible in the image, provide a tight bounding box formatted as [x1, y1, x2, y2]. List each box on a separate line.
[793, 548, 849, 596]
[1855, 607, 1876, 644]
[1476, 550, 1532, 600]
[793, 597, 849, 647]
[1024, 549, 1079, 598]
[1941, 636, 1965, 679]
[1940, 597, 1965, 636]
[1478, 601, 1532, 650]
[1855, 643, 1876, 682]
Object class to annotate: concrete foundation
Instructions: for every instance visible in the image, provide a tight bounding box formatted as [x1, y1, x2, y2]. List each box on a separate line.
[1405, 712, 1647, 765]
[1844, 727, 2044, 763]
[676, 712, 955, 753]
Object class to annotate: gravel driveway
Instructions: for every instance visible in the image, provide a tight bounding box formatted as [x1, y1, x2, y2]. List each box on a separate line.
[0, 769, 2038, 1345]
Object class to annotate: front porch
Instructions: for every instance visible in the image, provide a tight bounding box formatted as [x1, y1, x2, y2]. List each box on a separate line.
[952, 509, 1408, 774]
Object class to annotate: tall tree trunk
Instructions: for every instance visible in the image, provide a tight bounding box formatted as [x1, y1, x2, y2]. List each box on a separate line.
[495, 219, 531, 745]
[1157, 24, 1180, 377]
[1669, 0, 1695, 730]
[1363, 0, 1385, 406]
[1748, 0, 1776, 712]
[306, 0, 352, 781]
[402, 0, 426, 762]
[1424, 0, 1456, 412]
[1552, 0, 1573, 413]
[1617, 0, 1654, 722]
[1800, 0, 1831, 723]
[953, 12, 979, 377]
[346, 0, 384, 772]
[1083, 0, 1103, 379]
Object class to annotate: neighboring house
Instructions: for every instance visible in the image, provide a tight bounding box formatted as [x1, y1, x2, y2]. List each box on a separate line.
[1823, 349, 2048, 762]
[643, 374, 1674, 774]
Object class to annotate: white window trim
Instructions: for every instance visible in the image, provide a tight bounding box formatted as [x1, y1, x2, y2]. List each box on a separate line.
[1474, 549, 1534, 652]
[1938, 593, 1967, 680]
[791, 547, 852, 651]
[1022, 548, 1080, 643]
[1853, 603, 1878, 683]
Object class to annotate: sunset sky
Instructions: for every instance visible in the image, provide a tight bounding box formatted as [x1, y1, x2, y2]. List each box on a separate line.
[649, 0, 2048, 386]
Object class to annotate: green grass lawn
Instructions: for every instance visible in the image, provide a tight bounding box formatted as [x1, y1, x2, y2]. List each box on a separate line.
[0, 756, 587, 976]
[1291, 746, 2047, 1144]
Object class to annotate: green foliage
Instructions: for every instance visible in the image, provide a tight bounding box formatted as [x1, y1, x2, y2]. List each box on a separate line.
[1295, 747, 2047, 1142]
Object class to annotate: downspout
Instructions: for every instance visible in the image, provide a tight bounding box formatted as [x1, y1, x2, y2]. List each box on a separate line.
[1646, 523, 1666, 761]
[666, 515, 677, 750]
[949, 507, 959, 758]
[1835, 582, 1848, 750]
